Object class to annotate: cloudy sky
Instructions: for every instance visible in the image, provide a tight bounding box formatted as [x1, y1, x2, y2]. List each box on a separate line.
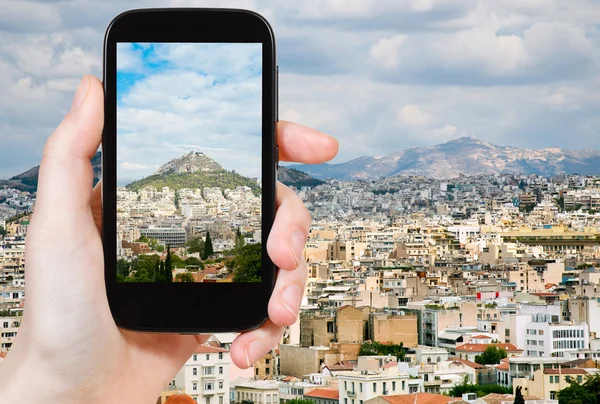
[2, 0, 600, 179]
[117, 42, 262, 180]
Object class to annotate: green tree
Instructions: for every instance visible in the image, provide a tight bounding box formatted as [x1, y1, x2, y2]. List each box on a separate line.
[0, 226, 6, 237]
[514, 386, 525, 404]
[235, 227, 245, 252]
[170, 252, 185, 269]
[138, 235, 149, 242]
[558, 379, 597, 404]
[359, 341, 406, 362]
[286, 400, 313, 404]
[474, 346, 507, 365]
[154, 259, 163, 283]
[184, 257, 203, 268]
[156, 244, 165, 253]
[203, 232, 214, 260]
[187, 237, 205, 254]
[175, 273, 194, 282]
[448, 376, 511, 398]
[165, 246, 173, 282]
[116, 259, 131, 278]
[233, 243, 262, 283]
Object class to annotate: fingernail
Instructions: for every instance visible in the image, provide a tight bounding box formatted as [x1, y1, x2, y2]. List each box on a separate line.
[245, 340, 263, 368]
[282, 284, 303, 317]
[71, 76, 89, 112]
[289, 231, 305, 268]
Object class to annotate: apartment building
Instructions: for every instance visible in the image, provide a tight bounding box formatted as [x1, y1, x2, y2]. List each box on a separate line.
[338, 357, 420, 404]
[173, 345, 230, 404]
[234, 379, 279, 404]
[514, 368, 599, 400]
[0, 314, 20, 350]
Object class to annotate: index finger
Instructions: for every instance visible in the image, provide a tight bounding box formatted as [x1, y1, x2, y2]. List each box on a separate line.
[277, 120, 339, 164]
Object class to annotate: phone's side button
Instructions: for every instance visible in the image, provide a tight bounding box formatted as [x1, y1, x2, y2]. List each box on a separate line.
[276, 65, 279, 122]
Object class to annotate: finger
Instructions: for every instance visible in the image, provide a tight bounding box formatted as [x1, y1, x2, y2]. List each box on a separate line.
[34, 75, 103, 221]
[277, 120, 339, 163]
[267, 182, 311, 271]
[268, 259, 308, 326]
[90, 179, 102, 234]
[229, 320, 282, 368]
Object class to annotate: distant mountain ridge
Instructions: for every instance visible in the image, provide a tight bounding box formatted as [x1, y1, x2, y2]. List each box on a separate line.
[0, 152, 101, 193]
[290, 137, 600, 180]
[0, 151, 322, 193]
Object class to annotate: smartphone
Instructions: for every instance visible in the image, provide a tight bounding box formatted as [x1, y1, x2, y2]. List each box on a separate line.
[102, 8, 278, 333]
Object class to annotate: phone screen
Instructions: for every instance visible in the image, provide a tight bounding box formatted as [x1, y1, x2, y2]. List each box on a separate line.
[115, 42, 263, 284]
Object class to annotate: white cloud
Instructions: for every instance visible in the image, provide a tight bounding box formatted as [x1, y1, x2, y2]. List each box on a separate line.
[397, 104, 430, 127]
[433, 125, 458, 138]
[369, 35, 408, 70]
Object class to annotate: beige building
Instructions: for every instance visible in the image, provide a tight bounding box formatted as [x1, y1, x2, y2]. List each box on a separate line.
[369, 313, 418, 348]
[234, 380, 280, 404]
[514, 368, 595, 400]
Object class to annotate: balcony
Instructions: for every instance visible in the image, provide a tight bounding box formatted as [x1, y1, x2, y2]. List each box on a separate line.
[347, 391, 356, 398]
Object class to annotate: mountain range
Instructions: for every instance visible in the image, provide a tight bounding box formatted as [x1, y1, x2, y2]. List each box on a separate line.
[290, 137, 600, 181]
[0, 150, 320, 193]
[0, 152, 102, 193]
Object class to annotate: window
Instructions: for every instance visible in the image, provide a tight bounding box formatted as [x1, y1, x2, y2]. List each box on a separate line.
[193, 368, 197, 376]
[193, 382, 198, 391]
[577, 376, 583, 383]
[219, 397, 224, 404]
[360, 383, 363, 393]
[205, 382, 214, 391]
[383, 382, 387, 393]
[193, 354, 198, 361]
[219, 382, 224, 389]
[256, 368, 259, 376]
[402, 381, 405, 390]
[219, 353, 223, 360]
[266, 368, 270, 375]
[327, 321, 334, 333]
[219, 366, 223, 374]
[266, 358, 271, 365]
[373, 383, 376, 392]
[505, 329, 510, 337]
[392, 381, 396, 391]
[554, 376, 559, 383]
[2, 322, 7, 328]
[205, 367, 214, 375]
[539, 330, 544, 335]
[206, 397, 211, 404]
[344, 381, 347, 390]
[206, 354, 210, 361]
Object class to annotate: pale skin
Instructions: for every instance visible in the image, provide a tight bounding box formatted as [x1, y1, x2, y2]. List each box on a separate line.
[0, 75, 339, 403]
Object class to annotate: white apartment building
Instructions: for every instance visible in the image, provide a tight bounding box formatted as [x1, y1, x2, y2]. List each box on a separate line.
[523, 320, 589, 357]
[337, 356, 421, 404]
[173, 345, 230, 404]
[0, 314, 21, 350]
[234, 379, 279, 404]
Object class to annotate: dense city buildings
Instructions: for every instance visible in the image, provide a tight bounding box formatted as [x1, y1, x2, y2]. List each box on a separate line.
[4, 172, 600, 403]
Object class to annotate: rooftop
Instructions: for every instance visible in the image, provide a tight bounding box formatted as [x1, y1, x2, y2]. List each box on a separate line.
[373, 393, 453, 404]
[456, 343, 521, 353]
[304, 389, 340, 400]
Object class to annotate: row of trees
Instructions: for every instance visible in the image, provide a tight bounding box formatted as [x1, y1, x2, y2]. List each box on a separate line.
[117, 247, 175, 282]
[447, 376, 512, 398]
[126, 170, 261, 194]
[358, 341, 406, 362]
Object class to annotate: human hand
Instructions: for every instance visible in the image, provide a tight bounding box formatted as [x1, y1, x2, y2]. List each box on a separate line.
[0, 75, 338, 403]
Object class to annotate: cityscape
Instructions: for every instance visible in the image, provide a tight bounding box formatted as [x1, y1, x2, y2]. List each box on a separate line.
[116, 151, 263, 283]
[3, 1, 600, 404]
[3, 156, 600, 402]
[115, 41, 263, 283]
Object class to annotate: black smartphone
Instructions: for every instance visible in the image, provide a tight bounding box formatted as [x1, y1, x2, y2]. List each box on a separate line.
[102, 8, 278, 333]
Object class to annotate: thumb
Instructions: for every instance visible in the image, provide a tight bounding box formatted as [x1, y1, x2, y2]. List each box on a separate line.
[34, 75, 104, 221]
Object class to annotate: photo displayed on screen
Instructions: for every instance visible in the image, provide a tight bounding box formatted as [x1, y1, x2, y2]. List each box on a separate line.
[116, 42, 263, 283]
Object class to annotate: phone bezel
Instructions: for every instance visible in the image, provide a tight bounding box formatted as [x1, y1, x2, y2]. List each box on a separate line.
[102, 8, 277, 333]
